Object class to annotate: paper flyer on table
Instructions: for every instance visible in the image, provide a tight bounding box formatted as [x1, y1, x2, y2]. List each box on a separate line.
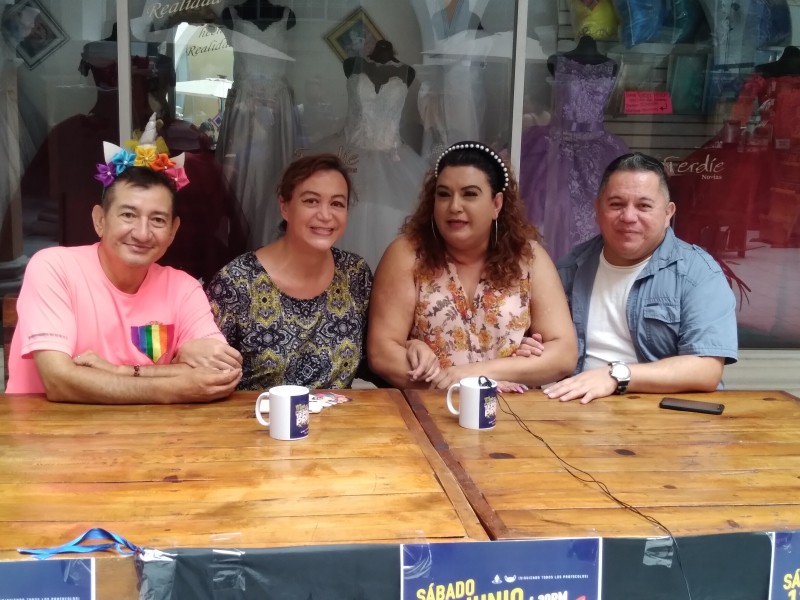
[0, 558, 94, 600]
[771, 531, 800, 600]
[402, 538, 601, 600]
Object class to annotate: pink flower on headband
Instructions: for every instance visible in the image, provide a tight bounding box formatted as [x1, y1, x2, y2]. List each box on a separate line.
[164, 167, 189, 191]
[94, 162, 115, 187]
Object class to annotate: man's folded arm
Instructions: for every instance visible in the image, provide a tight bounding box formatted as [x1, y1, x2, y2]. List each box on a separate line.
[34, 350, 241, 404]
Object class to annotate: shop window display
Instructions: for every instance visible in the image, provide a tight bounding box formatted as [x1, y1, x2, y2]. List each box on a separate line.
[215, 0, 298, 248]
[520, 35, 629, 263]
[306, 39, 426, 270]
[2, 0, 800, 361]
[520, 0, 800, 349]
[417, 0, 489, 160]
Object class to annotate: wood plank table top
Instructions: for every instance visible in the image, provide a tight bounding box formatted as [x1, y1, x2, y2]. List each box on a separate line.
[404, 388, 800, 540]
[0, 389, 486, 562]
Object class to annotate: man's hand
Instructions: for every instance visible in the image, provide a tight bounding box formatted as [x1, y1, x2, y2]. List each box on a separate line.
[542, 368, 616, 404]
[513, 333, 544, 357]
[406, 339, 441, 383]
[74, 351, 124, 375]
[173, 367, 242, 402]
[175, 338, 243, 370]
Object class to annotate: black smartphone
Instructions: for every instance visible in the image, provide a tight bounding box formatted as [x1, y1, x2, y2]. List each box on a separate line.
[659, 397, 725, 415]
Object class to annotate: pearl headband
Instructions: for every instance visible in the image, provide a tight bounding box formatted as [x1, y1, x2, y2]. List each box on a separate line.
[434, 142, 510, 191]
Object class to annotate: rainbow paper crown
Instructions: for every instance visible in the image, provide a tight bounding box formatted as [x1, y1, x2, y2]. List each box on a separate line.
[94, 113, 189, 191]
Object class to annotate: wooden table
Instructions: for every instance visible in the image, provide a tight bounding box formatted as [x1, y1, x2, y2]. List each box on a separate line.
[404, 389, 800, 540]
[0, 390, 486, 595]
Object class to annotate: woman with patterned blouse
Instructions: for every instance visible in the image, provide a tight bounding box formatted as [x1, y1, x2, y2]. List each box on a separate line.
[368, 142, 577, 392]
[206, 154, 372, 390]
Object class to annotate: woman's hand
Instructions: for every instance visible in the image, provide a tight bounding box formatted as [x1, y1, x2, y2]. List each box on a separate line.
[497, 381, 529, 393]
[406, 339, 441, 383]
[513, 333, 544, 357]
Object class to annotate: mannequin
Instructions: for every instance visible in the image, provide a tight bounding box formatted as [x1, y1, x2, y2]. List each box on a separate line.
[307, 39, 426, 269]
[215, 0, 296, 248]
[343, 40, 416, 93]
[21, 34, 172, 246]
[756, 46, 800, 78]
[547, 35, 618, 74]
[520, 36, 628, 263]
[20, 27, 245, 279]
[673, 44, 800, 256]
[222, 0, 296, 31]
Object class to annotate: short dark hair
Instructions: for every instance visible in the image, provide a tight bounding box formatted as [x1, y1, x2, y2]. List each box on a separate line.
[598, 152, 671, 202]
[276, 154, 354, 233]
[103, 166, 178, 216]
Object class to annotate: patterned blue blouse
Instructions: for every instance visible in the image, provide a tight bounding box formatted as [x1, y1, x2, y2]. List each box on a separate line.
[206, 248, 372, 390]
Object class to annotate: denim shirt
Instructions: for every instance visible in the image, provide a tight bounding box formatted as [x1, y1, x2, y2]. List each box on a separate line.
[557, 228, 738, 374]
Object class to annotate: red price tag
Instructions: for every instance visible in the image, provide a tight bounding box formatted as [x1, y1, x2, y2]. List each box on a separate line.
[624, 91, 673, 115]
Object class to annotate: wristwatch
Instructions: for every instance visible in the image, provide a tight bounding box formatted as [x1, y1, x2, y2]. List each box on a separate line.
[608, 361, 631, 395]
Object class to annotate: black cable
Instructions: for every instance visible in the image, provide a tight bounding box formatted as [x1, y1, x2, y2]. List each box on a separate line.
[497, 392, 694, 600]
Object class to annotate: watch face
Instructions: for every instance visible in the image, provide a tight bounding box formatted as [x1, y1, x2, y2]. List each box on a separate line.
[611, 362, 631, 380]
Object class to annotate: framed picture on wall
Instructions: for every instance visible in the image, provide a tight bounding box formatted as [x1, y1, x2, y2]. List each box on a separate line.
[1, 0, 69, 69]
[324, 7, 384, 62]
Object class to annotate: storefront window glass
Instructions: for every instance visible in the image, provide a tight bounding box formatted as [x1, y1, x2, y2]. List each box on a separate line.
[521, 1, 800, 349]
[126, 0, 516, 271]
[2, 0, 797, 377]
[1, 0, 119, 294]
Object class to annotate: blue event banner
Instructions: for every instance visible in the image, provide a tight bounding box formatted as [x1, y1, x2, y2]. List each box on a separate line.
[771, 531, 800, 600]
[0, 558, 94, 600]
[402, 538, 601, 600]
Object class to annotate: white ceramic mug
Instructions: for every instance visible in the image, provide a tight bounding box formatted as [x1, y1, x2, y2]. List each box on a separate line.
[255, 385, 310, 441]
[446, 376, 498, 430]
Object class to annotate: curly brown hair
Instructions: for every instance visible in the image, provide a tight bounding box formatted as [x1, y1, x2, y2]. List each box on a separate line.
[401, 143, 540, 289]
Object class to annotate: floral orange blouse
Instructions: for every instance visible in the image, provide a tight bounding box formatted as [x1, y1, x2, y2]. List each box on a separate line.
[410, 256, 531, 368]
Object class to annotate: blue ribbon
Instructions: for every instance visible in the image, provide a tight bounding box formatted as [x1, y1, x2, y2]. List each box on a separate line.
[18, 527, 141, 560]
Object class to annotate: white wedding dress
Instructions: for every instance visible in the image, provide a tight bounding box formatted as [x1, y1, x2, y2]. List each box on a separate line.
[216, 11, 296, 247]
[310, 69, 426, 269]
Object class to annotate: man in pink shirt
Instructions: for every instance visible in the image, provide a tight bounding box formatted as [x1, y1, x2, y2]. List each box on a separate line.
[7, 165, 243, 403]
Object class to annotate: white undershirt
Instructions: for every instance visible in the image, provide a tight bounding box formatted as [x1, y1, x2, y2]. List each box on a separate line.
[583, 252, 651, 372]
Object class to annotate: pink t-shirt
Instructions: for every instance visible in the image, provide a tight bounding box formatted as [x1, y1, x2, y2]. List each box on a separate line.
[6, 244, 225, 394]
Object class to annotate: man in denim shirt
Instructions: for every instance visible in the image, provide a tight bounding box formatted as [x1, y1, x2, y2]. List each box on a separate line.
[542, 153, 738, 404]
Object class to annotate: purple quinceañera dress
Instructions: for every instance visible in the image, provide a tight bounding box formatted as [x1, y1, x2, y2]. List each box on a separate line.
[520, 56, 629, 263]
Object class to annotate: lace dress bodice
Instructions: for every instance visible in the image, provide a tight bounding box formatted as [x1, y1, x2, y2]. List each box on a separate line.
[228, 11, 290, 84]
[344, 72, 408, 151]
[551, 56, 617, 134]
